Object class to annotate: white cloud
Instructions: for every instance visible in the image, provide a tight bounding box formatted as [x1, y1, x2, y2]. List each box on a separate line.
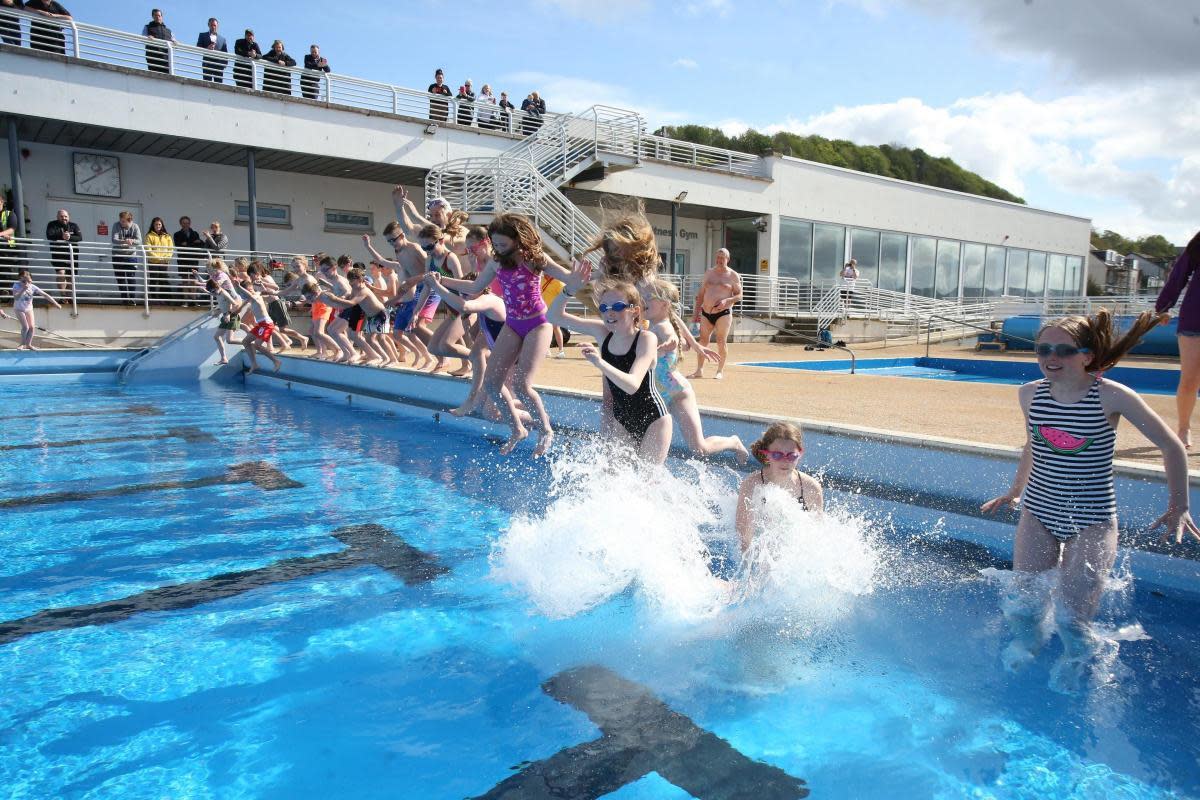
[765, 81, 1200, 241]
[672, 58, 699, 70]
[714, 118, 751, 137]
[500, 71, 689, 126]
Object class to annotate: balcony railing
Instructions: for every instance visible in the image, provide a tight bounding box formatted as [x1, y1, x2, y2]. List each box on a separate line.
[0, 8, 768, 178]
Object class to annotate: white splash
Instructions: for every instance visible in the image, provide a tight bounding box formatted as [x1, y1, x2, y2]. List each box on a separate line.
[491, 442, 880, 627]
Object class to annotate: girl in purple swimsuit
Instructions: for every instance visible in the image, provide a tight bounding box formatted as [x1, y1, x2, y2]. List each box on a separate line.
[444, 214, 571, 456]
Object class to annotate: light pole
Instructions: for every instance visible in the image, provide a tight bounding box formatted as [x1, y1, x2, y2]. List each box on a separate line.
[669, 190, 687, 274]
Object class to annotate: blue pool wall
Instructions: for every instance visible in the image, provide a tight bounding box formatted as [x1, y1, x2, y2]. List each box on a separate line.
[1002, 314, 1179, 356]
[0, 348, 135, 378]
[240, 354, 1200, 588]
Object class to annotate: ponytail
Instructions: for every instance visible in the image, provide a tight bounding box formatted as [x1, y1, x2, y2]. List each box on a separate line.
[1040, 308, 1163, 373]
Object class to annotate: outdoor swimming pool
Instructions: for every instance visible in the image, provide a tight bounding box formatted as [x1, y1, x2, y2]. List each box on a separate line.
[2, 378, 1198, 799]
[744, 357, 1182, 395]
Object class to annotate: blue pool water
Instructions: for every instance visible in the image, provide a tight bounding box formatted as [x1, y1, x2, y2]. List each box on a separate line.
[744, 357, 1182, 394]
[1, 379, 1198, 799]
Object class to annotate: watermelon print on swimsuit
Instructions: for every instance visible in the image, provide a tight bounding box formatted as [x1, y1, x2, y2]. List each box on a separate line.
[1034, 425, 1093, 455]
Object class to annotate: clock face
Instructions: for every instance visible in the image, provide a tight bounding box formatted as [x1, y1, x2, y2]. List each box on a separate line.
[73, 153, 121, 198]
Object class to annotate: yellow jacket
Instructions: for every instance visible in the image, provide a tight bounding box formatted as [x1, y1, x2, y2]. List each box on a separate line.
[145, 230, 174, 265]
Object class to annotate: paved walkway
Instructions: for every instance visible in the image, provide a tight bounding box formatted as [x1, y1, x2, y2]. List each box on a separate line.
[532, 338, 1192, 468]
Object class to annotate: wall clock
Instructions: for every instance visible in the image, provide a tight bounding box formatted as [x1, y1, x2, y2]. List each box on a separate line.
[73, 152, 122, 198]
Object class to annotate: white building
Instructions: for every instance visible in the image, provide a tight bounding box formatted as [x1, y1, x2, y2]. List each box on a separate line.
[0, 10, 1091, 321]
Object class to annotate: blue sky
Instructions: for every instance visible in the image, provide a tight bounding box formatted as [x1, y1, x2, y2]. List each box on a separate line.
[63, 0, 1200, 244]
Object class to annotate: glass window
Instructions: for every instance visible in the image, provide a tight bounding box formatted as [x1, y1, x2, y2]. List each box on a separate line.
[1026, 251, 1047, 299]
[879, 233, 907, 293]
[910, 237, 936, 297]
[850, 229, 880, 286]
[1006, 249, 1028, 296]
[235, 201, 291, 227]
[325, 208, 374, 232]
[812, 223, 845, 283]
[985, 246, 1006, 297]
[779, 217, 813, 283]
[961, 243, 986, 298]
[1064, 256, 1083, 295]
[935, 239, 961, 300]
[1046, 254, 1066, 298]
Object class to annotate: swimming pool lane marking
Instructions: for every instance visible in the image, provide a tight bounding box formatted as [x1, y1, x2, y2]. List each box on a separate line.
[0, 404, 164, 422]
[0, 426, 216, 452]
[476, 665, 809, 800]
[0, 461, 302, 509]
[0, 524, 446, 645]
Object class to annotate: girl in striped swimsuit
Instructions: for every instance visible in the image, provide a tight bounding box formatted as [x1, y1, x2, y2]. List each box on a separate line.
[983, 309, 1197, 685]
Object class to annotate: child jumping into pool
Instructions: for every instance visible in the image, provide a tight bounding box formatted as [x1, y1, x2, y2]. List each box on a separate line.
[735, 420, 824, 553]
[10, 268, 62, 350]
[549, 266, 672, 464]
[981, 309, 1198, 687]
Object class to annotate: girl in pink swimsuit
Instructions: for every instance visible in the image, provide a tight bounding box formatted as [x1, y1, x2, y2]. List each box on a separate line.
[445, 214, 572, 457]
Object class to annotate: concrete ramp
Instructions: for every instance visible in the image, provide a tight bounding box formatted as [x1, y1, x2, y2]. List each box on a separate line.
[121, 313, 233, 384]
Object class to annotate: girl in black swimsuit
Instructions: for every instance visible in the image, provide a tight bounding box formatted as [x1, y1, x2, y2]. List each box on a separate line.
[547, 274, 672, 464]
[735, 421, 824, 553]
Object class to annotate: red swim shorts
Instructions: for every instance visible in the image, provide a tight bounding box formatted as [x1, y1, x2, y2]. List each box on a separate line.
[250, 320, 276, 343]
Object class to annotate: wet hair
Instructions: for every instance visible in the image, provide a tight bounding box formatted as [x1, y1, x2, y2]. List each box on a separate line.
[749, 421, 804, 465]
[337, 254, 352, 268]
[443, 210, 469, 239]
[595, 280, 643, 327]
[417, 223, 443, 242]
[488, 213, 546, 272]
[465, 224, 489, 244]
[1038, 308, 1161, 373]
[382, 221, 403, 238]
[587, 213, 659, 284]
[346, 268, 364, 282]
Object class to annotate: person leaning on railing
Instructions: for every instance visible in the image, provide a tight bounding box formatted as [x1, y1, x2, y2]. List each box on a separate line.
[45, 208, 81, 297]
[428, 68, 451, 122]
[144, 216, 173, 302]
[301, 44, 329, 100]
[111, 210, 142, 305]
[232, 28, 260, 89]
[0, 0, 23, 47]
[262, 39, 296, 95]
[23, 0, 71, 56]
[141, 8, 175, 75]
[173, 215, 203, 305]
[456, 79, 475, 126]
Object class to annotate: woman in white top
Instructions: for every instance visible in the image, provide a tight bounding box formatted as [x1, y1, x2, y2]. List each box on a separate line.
[11, 268, 62, 349]
[477, 84, 499, 129]
[840, 259, 859, 281]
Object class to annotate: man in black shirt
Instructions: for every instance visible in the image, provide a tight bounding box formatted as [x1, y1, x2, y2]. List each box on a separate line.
[498, 91, 515, 133]
[428, 68, 451, 122]
[142, 8, 175, 74]
[262, 39, 296, 95]
[0, 0, 24, 48]
[24, 0, 70, 55]
[233, 29, 260, 89]
[301, 44, 329, 100]
[174, 215, 203, 304]
[45, 208, 81, 295]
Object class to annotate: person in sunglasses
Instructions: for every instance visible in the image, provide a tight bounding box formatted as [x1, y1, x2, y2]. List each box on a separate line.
[414, 224, 466, 375]
[735, 421, 824, 553]
[549, 268, 672, 464]
[982, 309, 1196, 688]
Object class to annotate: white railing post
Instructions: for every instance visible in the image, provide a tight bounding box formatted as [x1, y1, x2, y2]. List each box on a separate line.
[324, 72, 332, 103]
[68, 18, 79, 57]
[166, 40, 174, 75]
[69, 246, 78, 317]
[392, 87, 399, 114]
[140, 243, 150, 315]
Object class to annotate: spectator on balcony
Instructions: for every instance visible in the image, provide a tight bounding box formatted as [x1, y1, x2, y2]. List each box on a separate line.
[111, 210, 142, 304]
[144, 216, 174, 301]
[0, 194, 21, 284]
[24, 0, 70, 55]
[476, 84, 498, 130]
[196, 17, 228, 83]
[142, 8, 175, 74]
[262, 39, 296, 95]
[428, 68, 451, 122]
[45, 208, 80, 296]
[174, 215, 203, 303]
[498, 91, 515, 133]
[520, 91, 545, 136]
[455, 79, 475, 126]
[233, 28, 260, 89]
[0, 0, 24, 48]
[301, 44, 329, 100]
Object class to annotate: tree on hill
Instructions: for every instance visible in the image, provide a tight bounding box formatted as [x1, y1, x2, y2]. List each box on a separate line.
[654, 124, 1025, 204]
[1090, 229, 1177, 261]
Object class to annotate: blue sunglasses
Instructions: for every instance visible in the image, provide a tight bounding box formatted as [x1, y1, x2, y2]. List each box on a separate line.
[598, 301, 632, 314]
[1035, 343, 1089, 358]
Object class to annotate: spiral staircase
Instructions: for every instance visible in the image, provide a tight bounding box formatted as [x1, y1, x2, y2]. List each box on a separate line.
[425, 106, 645, 263]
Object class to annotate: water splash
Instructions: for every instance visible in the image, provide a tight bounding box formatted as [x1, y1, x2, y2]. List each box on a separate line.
[491, 441, 880, 627]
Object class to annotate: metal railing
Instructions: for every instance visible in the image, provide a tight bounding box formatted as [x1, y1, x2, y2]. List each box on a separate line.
[1, 7, 767, 178]
[921, 313, 1035, 358]
[0, 236, 308, 314]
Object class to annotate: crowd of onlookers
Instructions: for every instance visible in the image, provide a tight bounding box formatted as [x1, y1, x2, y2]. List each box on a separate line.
[0, 3, 548, 130]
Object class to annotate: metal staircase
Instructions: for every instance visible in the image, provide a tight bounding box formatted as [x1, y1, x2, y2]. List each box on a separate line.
[426, 106, 644, 261]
